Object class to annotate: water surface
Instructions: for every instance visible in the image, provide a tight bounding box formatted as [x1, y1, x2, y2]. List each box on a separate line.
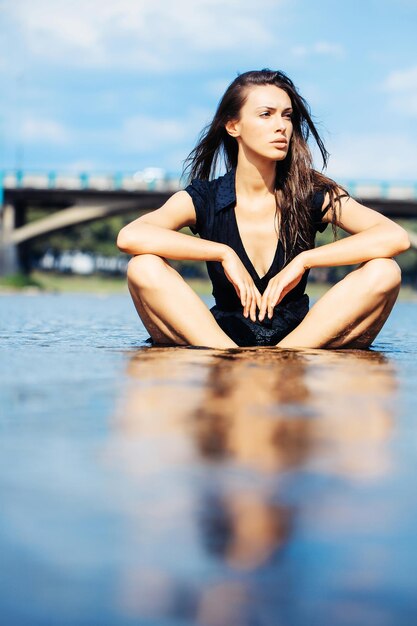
[1, 293, 417, 626]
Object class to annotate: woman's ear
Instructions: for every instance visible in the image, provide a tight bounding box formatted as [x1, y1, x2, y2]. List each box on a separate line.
[225, 119, 240, 138]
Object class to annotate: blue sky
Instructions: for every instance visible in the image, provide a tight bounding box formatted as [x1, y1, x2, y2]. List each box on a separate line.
[1, 0, 416, 182]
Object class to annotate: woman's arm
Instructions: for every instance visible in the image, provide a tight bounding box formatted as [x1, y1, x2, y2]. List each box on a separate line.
[117, 190, 228, 262]
[117, 190, 262, 320]
[258, 190, 410, 320]
[300, 190, 410, 269]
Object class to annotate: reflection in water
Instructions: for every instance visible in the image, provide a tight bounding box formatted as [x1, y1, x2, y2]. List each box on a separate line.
[115, 346, 395, 478]
[107, 346, 398, 625]
[199, 489, 293, 570]
[192, 350, 313, 471]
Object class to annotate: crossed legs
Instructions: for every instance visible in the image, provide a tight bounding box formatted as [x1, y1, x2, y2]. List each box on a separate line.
[127, 254, 401, 350]
[127, 254, 237, 348]
[278, 258, 401, 349]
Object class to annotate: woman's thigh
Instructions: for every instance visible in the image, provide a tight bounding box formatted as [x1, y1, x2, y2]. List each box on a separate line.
[127, 254, 237, 349]
[277, 259, 401, 350]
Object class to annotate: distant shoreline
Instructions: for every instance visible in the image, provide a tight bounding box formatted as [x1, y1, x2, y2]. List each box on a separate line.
[1, 271, 416, 301]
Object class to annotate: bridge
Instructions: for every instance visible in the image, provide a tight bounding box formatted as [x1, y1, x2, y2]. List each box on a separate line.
[1, 169, 417, 275]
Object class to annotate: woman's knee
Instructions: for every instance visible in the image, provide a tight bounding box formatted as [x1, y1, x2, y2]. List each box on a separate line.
[127, 254, 169, 289]
[360, 258, 402, 295]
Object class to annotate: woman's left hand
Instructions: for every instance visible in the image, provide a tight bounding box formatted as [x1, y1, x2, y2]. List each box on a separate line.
[258, 254, 307, 321]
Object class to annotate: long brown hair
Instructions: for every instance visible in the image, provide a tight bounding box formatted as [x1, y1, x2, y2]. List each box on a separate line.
[182, 69, 349, 262]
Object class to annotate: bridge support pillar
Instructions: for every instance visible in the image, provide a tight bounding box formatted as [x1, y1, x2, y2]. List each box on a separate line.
[0, 204, 19, 276]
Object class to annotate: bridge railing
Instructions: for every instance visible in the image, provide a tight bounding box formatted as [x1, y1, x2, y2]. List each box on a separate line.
[342, 181, 417, 201]
[0, 168, 182, 202]
[1, 169, 417, 201]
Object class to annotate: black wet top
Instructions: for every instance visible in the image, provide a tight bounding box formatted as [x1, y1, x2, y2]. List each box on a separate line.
[184, 168, 328, 312]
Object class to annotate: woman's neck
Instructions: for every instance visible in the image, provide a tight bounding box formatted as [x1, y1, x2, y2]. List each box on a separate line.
[235, 158, 276, 199]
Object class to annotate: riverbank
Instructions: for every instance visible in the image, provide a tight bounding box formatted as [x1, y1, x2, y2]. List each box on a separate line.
[1, 270, 416, 300]
[0, 271, 215, 297]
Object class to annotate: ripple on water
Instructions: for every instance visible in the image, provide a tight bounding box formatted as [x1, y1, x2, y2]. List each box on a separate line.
[1, 293, 417, 626]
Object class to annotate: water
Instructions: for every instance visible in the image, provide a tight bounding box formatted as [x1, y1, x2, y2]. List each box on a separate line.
[1, 293, 417, 626]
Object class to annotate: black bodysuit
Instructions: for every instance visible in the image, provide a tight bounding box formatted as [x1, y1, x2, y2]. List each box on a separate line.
[183, 168, 329, 347]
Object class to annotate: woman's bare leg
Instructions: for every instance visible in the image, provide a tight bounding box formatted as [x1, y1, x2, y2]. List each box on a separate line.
[127, 254, 237, 349]
[277, 258, 401, 349]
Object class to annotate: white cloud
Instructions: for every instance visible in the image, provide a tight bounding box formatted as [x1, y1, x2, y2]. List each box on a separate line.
[64, 159, 101, 172]
[326, 132, 417, 180]
[21, 117, 71, 144]
[291, 41, 345, 59]
[314, 41, 345, 56]
[381, 65, 417, 116]
[383, 65, 417, 91]
[6, 0, 284, 70]
[119, 107, 212, 153]
[121, 115, 188, 152]
[1, 103, 212, 170]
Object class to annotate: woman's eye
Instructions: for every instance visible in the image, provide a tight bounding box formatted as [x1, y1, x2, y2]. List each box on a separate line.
[260, 111, 271, 117]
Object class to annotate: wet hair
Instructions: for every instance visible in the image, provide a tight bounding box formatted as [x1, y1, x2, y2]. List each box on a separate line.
[183, 68, 349, 261]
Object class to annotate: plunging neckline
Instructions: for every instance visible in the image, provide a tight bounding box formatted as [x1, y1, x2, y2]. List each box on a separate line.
[231, 204, 281, 282]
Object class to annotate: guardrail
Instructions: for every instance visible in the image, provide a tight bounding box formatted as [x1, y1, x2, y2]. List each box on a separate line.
[1, 169, 417, 201]
[0, 169, 182, 203]
[341, 180, 417, 201]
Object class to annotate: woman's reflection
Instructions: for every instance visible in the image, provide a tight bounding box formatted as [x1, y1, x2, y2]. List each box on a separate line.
[108, 346, 398, 624]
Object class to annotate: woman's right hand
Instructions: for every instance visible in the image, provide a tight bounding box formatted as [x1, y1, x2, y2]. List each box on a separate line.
[221, 248, 262, 322]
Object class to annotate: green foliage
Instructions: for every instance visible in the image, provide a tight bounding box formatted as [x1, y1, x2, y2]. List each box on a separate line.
[313, 221, 417, 286]
[23, 208, 417, 286]
[27, 209, 138, 259]
[0, 272, 42, 289]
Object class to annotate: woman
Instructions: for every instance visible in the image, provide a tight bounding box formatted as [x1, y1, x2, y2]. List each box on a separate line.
[117, 69, 410, 350]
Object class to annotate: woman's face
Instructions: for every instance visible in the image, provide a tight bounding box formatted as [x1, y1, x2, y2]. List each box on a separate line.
[226, 84, 294, 162]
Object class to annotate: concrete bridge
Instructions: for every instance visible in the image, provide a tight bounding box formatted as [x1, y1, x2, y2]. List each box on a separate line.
[1, 169, 417, 275]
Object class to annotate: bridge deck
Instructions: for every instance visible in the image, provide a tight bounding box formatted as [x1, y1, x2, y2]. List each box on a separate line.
[3, 179, 417, 218]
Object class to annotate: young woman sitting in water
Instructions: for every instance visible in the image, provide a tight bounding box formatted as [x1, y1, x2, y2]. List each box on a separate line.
[117, 69, 410, 349]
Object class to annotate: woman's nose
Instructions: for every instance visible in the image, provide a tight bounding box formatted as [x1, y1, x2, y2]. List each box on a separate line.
[275, 116, 286, 132]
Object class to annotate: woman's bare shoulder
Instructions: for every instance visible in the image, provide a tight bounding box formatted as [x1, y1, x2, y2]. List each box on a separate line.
[136, 190, 198, 231]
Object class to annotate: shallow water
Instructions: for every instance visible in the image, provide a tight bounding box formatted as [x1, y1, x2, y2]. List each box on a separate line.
[1, 293, 417, 626]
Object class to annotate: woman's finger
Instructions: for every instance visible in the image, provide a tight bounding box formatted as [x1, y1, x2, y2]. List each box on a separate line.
[243, 280, 256, 318]
[258, 286, 271, 321]
[240, 283, 248, 311]
[267, 297, 275, 319]
[267, 285, 282, 318]
[254, 287, 262, 311]
[234, 281, 244, 305]
[244, 282, 253, 317]
[249, 286, 257, 322]
[243, 284, 249, 317]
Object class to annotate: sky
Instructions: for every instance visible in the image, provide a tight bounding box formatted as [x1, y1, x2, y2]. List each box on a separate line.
[0, 0, 416, 183]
